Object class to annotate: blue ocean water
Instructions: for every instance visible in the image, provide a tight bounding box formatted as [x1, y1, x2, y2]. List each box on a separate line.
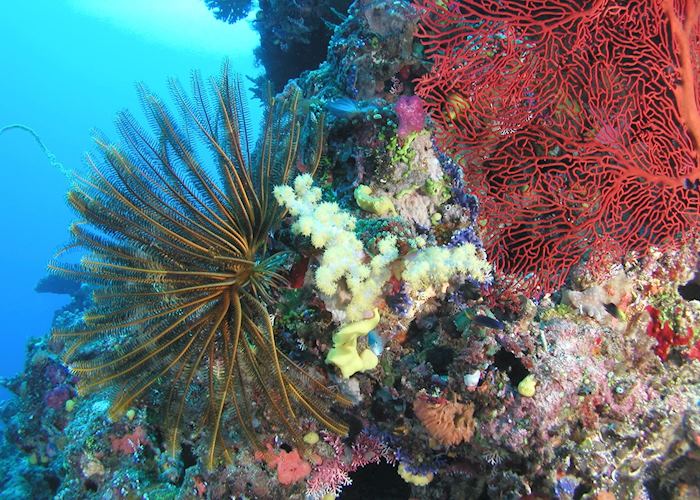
[0, 0, 261, 400]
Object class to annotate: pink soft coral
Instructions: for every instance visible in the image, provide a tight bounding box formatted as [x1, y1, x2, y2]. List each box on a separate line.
[306, 432, 396, 498]
[395, 95, 426, 137]
[110, 426, 148, 455]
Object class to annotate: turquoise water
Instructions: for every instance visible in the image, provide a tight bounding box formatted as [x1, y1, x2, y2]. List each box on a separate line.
[0, 0, 260, 399]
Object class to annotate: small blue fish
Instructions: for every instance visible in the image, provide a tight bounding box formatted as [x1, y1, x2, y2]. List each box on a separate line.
[472, 314, 505, 330]
[367, 330, 385, 356]
[325, 97, 375, 117]
[684, 177, 700, 190]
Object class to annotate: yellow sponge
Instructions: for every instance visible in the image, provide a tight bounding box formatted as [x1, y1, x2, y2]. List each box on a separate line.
[398, 463, 434, 486]
[354, 185, 396, 216]
[326, 309, 381, 378]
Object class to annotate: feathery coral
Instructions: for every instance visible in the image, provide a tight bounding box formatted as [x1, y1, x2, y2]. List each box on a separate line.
[50, 65, 351, 468]
[413, 390, 476, 447]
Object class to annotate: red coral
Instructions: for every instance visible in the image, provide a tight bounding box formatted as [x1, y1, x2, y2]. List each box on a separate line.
[415, 0, 700, 296]
[276, 449, 312, 485]
[688, 337, 700, 360]
[109, 426, 149, 455]
[254, 444, 312, 485]
[646, 305, 692, 360]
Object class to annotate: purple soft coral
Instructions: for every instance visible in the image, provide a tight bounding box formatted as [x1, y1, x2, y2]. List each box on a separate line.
[395, 95, 426, 137]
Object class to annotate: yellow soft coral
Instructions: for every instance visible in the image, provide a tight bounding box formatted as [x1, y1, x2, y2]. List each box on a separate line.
[402, 243, 491, 292]
[275, 176, 492, 322]
[274, 176, 398, 321]
[325, 309, 381, 378]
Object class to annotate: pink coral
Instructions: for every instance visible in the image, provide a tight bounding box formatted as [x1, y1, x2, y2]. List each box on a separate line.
[395, 95, 426, 137]
[110, 426, 148, 455]
[275, 449, 312, 485]
[305, 432, 395, 499]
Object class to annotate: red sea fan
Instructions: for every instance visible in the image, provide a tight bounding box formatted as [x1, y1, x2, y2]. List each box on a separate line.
[415, 0, 700, 296]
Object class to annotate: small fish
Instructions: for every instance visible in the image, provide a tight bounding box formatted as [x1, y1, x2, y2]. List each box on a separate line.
[473, 314, 505, 330]
[325, 97, 375, 117]
[603, 302, 627, 321]
[288, 255, 309, 289]
[367, 330, 385, 356]
[684, 177, 700, 190]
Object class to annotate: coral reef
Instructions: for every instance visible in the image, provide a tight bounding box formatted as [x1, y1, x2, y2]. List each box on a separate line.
[1, 0, 699, 498]
[203, 0, 253, 23]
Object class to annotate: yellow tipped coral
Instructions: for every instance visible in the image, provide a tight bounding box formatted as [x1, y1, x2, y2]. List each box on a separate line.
[326, 309, 381, 378]
[354, 185, 396, 216]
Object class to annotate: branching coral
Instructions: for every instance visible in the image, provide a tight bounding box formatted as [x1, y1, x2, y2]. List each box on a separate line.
[50, 65, 351, 468]
[415, 0, 700, 296]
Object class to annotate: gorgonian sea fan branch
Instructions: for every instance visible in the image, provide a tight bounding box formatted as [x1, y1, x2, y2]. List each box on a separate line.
[49, 63, 351, 469]
[415, 0, 700, 296]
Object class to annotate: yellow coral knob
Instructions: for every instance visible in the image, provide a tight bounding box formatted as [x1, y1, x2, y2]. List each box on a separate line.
[303, 431, 320, 445]
[517, 374, 537, 397]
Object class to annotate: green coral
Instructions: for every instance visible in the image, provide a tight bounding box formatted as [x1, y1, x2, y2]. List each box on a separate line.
[387, 132, 417, 164]
[354, 185, 397, 216]
[424, 175, 452, 204]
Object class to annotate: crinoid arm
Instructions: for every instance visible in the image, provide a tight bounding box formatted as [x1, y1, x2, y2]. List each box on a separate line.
[50, 63, 351, 469]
